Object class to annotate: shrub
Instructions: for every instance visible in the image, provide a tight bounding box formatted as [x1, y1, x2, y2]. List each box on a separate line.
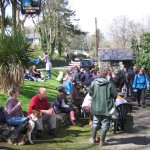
[0, 31, 32, 92]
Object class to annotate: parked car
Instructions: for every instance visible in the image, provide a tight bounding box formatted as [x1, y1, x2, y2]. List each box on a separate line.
[80, 59, 92, 69]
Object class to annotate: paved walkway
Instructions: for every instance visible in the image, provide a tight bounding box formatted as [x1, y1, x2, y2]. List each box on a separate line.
[102, 96, 150, 150]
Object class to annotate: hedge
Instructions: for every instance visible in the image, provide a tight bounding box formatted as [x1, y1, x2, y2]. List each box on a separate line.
[29, 58, 69, 69]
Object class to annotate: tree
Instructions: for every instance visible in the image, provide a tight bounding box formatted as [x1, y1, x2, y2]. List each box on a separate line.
[108, 16, 149, 48]
[0, 31, 32, 92]
[11, 0, 17, 33]
[85, 30, 105, 57]
[69, 34, 88, 50]
[0, 0, 10, 33]
[34, 0, 85, 56]
[109, 16, 130, 48]
[131, 36, 139, 62]
[10, 0, 22, 33]
[0, 15, 12, 29]
[135, 33, 150, 70]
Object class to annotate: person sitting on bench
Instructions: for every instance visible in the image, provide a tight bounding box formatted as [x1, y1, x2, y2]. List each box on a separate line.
[54, 86, 76, 125]
[4, 87, 27, 126]
[70, 81, 84, 117]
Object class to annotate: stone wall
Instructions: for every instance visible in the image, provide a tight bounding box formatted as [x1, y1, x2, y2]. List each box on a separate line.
[99, 61, 119, 71]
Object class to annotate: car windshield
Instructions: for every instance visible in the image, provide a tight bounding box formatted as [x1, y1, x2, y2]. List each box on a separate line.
[81, 59, 91, 64]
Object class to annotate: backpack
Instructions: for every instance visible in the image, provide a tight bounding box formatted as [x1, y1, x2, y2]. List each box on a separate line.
[0, 106, 6, 123]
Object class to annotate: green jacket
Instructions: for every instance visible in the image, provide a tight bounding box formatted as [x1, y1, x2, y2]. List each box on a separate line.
[90, 78, 117, 116]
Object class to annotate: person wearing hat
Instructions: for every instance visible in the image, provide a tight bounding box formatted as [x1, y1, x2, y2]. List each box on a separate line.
[54, 86, 76, 125]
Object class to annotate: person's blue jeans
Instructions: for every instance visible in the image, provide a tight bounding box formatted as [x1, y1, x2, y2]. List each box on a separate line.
[46, 70, 51, 78]
[92, 115, 111, 141]
[6, 117, 28, 126]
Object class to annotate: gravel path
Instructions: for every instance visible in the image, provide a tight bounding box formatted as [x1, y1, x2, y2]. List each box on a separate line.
[101, 97, 150, 150]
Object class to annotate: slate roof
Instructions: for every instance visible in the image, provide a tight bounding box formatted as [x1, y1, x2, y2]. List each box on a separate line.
[99, 48, 133, 61]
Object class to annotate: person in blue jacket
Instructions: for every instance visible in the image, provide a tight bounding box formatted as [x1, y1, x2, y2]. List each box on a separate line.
[132, 68, 149, 108]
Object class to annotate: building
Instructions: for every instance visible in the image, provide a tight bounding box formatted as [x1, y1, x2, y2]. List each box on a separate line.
[99, 48, 133, 69]
[26, 33, 40, 48]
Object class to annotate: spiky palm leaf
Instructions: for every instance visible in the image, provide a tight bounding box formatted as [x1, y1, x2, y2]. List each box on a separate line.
[0, 31, 32, 92]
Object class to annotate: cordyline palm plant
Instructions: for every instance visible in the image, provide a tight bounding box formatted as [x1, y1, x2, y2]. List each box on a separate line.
[0, 31, 32, 92]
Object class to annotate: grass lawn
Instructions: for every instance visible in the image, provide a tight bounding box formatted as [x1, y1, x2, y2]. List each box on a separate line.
[0, 70, 61, 112]
[0, 69, 101, 150]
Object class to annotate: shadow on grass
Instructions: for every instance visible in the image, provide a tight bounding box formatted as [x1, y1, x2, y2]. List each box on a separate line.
[77, 117, 90, 127]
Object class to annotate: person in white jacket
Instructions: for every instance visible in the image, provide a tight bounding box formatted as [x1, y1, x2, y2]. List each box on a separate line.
[82, 93, 93, 127]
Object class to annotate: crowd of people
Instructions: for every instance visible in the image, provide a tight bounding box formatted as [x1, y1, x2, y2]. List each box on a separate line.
[55, 63, 150, 146]
[3, 60, 150, 147]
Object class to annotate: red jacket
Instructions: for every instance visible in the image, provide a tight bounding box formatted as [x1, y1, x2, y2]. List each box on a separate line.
[28, 94, 51, 115]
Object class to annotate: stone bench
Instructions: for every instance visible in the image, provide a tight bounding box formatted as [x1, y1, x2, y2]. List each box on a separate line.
[0, 123, 17, 142]
[42, 113, 69, 129]
[56, 113, 70, 127]
[0, 113, 70, 142]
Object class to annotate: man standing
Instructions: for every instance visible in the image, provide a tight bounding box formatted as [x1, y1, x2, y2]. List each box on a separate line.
[89, 69, 117, 146]
[128, 66, 138, 101]
[28, 88, 56, 137]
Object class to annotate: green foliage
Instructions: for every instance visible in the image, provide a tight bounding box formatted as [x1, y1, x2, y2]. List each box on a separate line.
[135, 33, 150, 70]
[32, 57, 69, 69]
[37, 0, 86, 56]
[0, 31, 32, 92]
[135, 51, 150, 69]
[29, 50, 69, 68]
[140, 33, 150, 53]
[131, 33, 150, 71]
[0, 31, 32, 67]
[131, 36, 139, 62]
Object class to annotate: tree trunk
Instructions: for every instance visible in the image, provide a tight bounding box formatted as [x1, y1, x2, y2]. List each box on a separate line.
[11, 0, 17, 34]
[0, 1, 5, 33]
